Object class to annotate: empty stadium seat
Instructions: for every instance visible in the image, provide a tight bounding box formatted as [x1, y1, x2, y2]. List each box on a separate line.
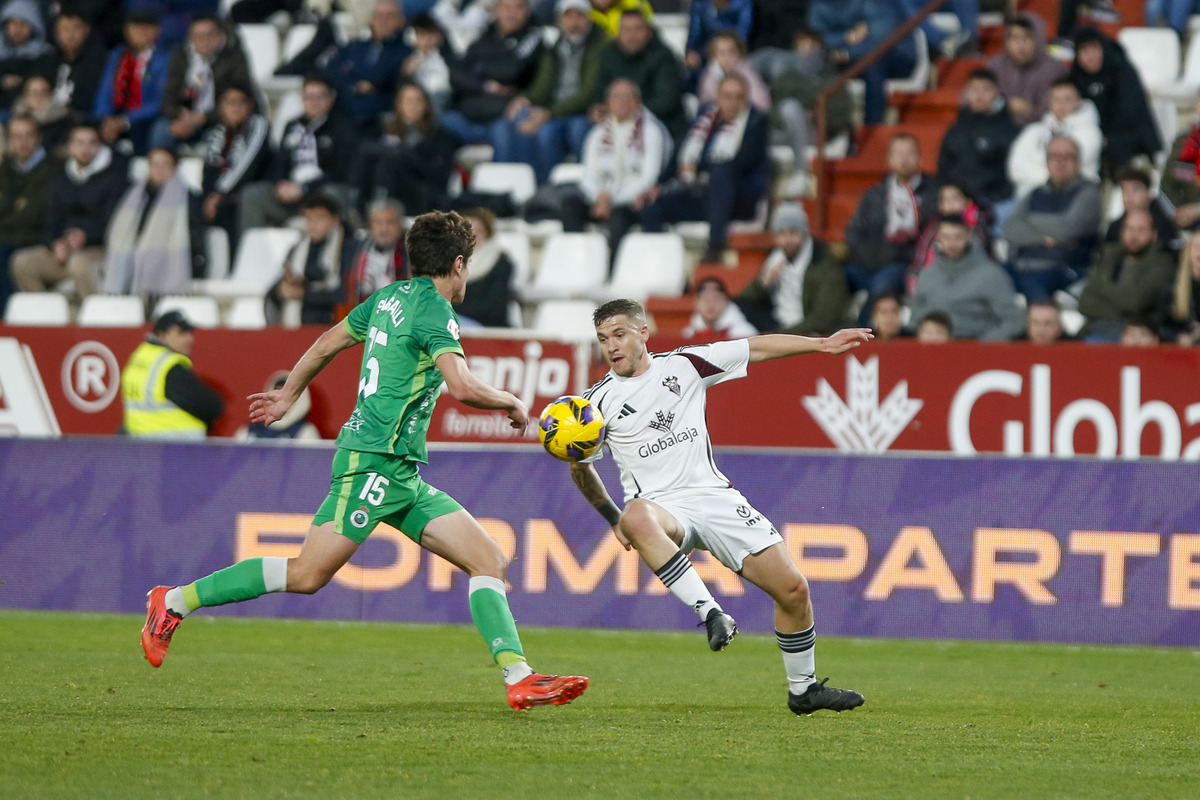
[260, 24, 315, 96]
[153, 296, 221, 328]
[532, 299, 600, 339]
[1117, 28, 1180, 95]
[1158, 33, 1200, 101]
[603, 233, 687, 301]
[548, 162, 586, 185]
[524, 232, 609, 301]
[471, 162, 538, 207]
[886, 29, 931, 95]
[271, 90, 303, 145]
[655, 13, 688, 59]
[4, 292, 70, 325]
[205, 227, 231, 281]
[237, 24, 280, 86]
[226, 296, 268, 329]
[77, 295, 145, 327]
[178, 157, 203, 192]
[200, 227, 302, 298]
[494, 230, 533, 291]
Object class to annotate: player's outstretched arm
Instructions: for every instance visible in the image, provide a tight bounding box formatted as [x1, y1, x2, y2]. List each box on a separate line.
[746, 328, 874, 363]
[248, 321, 359, 426]
[437, 352, 529, 432]
[568, 461, 629, 549]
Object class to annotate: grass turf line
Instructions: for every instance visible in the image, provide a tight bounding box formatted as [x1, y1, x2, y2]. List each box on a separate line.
[1, 610, 1197, 799]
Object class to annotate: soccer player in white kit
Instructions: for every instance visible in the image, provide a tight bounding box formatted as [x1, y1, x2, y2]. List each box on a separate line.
[568, 299, 871, 715]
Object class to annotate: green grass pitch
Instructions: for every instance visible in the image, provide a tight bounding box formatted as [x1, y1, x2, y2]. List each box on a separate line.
[1, 610, 1197, 799]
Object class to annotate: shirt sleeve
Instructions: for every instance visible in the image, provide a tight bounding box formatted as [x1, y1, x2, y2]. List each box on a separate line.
[674, 339, 750, 388]
[414, 300, 466, 361]
[343, 297, 374, 342]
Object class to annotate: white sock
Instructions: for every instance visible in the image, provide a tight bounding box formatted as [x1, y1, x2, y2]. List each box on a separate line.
[778, 626, 817, 694]
[502, 663, 534, 685]
[164, 586, 190, 618]
[262, 556, 288, 593]
[653, 551, 721, 620]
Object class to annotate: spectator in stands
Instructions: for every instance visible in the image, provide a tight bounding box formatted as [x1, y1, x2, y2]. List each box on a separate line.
[13, 76, 72, 153]
[937, 68, 1019, 210]
[101, 147, 206, 302]
[442, 0, 543, 147]
[0, 114, 56, 307]
[121, 309, 225, 438]
[150, 16, 252, 152]
[1057, 0, 1121, 45]
[589, 0, 654, 39]
[640, 73, 768, 264]
[235, 370, 321, 441]
[869, 292, 905, 341]
[897, 0, 978, 58]
[343, 198, 409, 310]
[987, 12, 1063, 127]
[1068, 28, 1161, 170]
[430, 0, 500, 55]
[684, 0, 753, 75]
[126, 1, 221, 50]
[908, 215, 1024, 341]
[1160, 233, 1200, 344]
[48, 11, 107, 120]
[697, 32, 769, 112]
[496, 0, 605, 183]
[684, 275, 758, 339]
[1120, 319, 1159, 346]
[914, 311, 952, 343]
[748, 0, 808, 52]
[1161, 91, 1200, 234]
[349, 82, 459, 217]
[591, 10, 687, 139]
[230, 0, 330, 25]
[1105, 166, 1179, 254]
[10, 122, 126, 300]
[1078, 210, 1175, 341]
[1007, 77, 1102, 199]
[807, 0, 916, 125]
[94, 11, 171, 157]
[844, 132, 937, 322]
[200, 85, 271, 248]
[1003, 135, 1102, 301]
[1022, 299, 1070, 345]
[401, 14, 453, 112]
[908, 181, 991, 295]
[241, 75, 359, 231]
[455, 206, 514, 328]
[0, 0, 54, 108]
[736, 201, 848, 336]
[553, 78, 670, 266]
[323, 0, 410, 132]
[1144, 0, 1199, 36]
[266, 192, 357, 326]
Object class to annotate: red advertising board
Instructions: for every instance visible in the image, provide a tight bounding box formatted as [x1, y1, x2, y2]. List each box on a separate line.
[3, 325, 1200, 459]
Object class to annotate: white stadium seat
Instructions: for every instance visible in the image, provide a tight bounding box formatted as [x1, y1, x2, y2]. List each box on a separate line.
[201, 227, 302, 299]
[524, 232, 609, 301]
[238, 24, 280, 86]
[548, 162, 586, 186]
[1117, 27, 1180, 94]
[205, 227, 231, 281]
[886, 28, 930, 95]
[470, 162, 537, 207]
[178, 157, 203, 192]
[532, 299, 600, 339]
[603, 232, 687, 301]
[226, 296, 268, 329]
[77, 295, 145, 327]
[153, 295, 220, 328]
[494, 230, 533, 291]
[271, 89, 303, 146]
[4, 292, 70, 325]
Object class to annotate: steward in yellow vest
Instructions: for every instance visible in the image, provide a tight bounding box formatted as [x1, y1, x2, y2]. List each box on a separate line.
[121, 310, 224, 438]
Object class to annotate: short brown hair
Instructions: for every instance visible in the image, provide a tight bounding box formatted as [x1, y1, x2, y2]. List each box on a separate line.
[405, 210, 475, 278]
[593, 299, 646, 328]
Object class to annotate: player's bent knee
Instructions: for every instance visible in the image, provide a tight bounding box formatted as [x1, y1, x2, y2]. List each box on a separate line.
[618, 500, 658, 543]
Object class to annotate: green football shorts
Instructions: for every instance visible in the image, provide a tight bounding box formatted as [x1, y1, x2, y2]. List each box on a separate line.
[312, 448, 463, 544]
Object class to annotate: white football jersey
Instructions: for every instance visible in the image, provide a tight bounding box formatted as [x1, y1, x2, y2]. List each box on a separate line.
[583, 339, 750, 503]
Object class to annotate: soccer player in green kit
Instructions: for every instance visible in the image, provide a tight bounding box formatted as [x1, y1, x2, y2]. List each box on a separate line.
[141, 210, 589, 711]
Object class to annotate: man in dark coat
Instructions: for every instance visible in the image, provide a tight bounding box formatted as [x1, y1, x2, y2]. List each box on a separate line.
[937, 68, 1020, 206]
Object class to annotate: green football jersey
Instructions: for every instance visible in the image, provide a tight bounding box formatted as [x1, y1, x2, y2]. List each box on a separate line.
[336, 277, 464, 461]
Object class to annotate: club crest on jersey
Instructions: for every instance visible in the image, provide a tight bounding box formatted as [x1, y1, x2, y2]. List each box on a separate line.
[447, 318, 460, 339]
[662, 375, 681, 396]
[350, 507, 370, 528]
[648, 410, 675, 433]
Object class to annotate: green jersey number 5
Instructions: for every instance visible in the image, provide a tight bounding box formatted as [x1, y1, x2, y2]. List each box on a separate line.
[358, 326, 389, 399]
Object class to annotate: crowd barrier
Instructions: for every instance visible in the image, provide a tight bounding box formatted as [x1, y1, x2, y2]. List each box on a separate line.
[2, 438, 1196, 646]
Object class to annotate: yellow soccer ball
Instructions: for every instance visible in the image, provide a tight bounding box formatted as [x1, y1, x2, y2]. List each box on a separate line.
[538, 395, 606, 462]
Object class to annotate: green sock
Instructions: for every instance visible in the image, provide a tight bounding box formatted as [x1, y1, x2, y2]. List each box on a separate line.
[191, 558, 270, 608]
[467, 576, 526, 665]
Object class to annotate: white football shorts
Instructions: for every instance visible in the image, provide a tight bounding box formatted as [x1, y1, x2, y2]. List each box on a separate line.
[649, 487, 784, 572]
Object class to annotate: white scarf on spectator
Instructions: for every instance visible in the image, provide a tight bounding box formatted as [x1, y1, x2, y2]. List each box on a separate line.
[468, 238, 502, 281]
[679, 106, 749, 170]
[184, 43, 217, 115]
[102, 174, 192, 296]
[884, 175, 920, 240]
[66, 145, 112, 183]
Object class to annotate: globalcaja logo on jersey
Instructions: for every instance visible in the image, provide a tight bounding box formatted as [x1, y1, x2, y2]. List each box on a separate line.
[662, 376, 680, 396]
[648, 410, 675, 433]
[638, 409, 700, 458]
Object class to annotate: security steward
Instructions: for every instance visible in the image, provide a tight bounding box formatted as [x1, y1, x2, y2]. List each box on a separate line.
[121, 310, 225, 438]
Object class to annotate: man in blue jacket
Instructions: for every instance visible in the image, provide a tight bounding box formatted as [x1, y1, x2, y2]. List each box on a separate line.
[323, 0, 410, 133]
[94, 10, 171, 156]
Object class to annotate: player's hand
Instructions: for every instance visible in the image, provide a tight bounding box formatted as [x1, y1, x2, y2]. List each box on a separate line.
[506, 399, 530, 434]
[248, 390, 293, 427]
[611, 524, 632, 551]
[821, 328, 874, 354]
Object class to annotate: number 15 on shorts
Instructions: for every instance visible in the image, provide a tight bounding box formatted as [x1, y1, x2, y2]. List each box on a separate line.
[360, 472, 390, 506]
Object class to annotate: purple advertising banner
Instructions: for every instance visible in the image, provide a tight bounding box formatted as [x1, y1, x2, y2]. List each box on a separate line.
[1, 438, 1198, 646]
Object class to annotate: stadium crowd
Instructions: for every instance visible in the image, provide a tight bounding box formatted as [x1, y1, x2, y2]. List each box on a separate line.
[1, 0, 1199, 347]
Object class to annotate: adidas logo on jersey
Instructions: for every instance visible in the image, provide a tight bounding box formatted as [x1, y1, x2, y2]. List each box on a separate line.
[616, 403, 637, 419]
